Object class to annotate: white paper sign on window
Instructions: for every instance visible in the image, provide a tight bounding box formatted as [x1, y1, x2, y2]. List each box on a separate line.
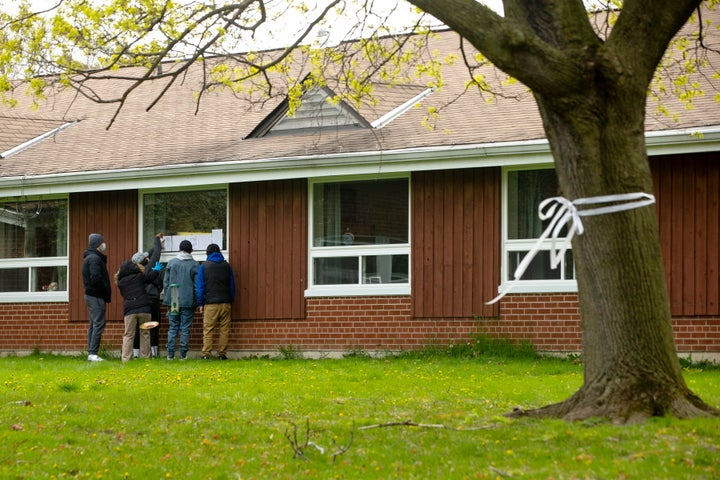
[165, 229, 223, 252]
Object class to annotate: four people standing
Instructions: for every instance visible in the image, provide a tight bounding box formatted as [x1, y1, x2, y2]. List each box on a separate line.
[197, 243, 236, 360]
[83, 233, 236, 361]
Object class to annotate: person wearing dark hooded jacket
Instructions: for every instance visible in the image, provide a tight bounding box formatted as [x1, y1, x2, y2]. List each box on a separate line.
[115, 249, 162, 362]
[82, 233, 111, 362]
[196, 243, 236, 360]
[132, 234, 165, 358]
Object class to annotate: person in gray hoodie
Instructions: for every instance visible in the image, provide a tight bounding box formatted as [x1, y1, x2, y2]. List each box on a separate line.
[163, 239, 199, 360]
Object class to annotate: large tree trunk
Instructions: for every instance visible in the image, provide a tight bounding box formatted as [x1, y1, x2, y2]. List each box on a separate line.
[409, 0, 719, 423]
[514, 74, 719, 423]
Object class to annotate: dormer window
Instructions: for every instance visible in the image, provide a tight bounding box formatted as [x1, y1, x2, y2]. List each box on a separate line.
[245, 80, 434, 139]
[245, 86, 371, 138]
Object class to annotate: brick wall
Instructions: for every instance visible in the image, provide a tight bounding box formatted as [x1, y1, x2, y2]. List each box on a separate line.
[488, 294, 720, 355]
[1, 295, 719, 357]
[673, 317, 720, 354]
[0, 303, 117, 354]
[231, 297, 480, 351]
[491, 294, 583, 351]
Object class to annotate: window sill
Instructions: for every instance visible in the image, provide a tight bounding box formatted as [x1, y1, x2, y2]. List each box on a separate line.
[495, 280, 578, 295]
[305, 284, 411, 297]
[0, 292, 69, 303]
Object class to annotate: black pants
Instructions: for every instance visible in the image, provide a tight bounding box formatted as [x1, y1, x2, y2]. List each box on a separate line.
[134, 299, 161, 348]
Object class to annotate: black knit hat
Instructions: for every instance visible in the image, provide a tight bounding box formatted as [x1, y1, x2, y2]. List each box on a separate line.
[206, 243, 220, 255]
[88, 233, 105, 249]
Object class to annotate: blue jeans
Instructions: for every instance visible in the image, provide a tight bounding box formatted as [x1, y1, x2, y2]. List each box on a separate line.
[85, 295, 106, 355]
[166, 307, 194, 358]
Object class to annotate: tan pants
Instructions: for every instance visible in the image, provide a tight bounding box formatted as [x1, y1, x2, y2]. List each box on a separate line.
[122, 313, 151, 362]
[202, 303, 232, 356]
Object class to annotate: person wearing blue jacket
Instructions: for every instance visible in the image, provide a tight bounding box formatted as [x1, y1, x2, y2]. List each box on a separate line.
[196, 243, 236, 360]
[163, 240, 199, 360]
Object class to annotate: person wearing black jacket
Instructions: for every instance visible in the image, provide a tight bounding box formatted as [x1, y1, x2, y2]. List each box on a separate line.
[132, 234, 164, 358]
[115, 241, 163, 362]
[82, 233, 111, 362]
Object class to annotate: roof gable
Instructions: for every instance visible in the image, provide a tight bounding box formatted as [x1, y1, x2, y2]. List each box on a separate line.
[246, 85, 371, 138]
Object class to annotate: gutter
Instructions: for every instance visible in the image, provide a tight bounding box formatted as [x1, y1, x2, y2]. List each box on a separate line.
[1, 125, 719, 197]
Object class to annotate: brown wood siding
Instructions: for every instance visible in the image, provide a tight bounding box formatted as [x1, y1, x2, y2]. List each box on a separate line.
[230, 179, 307, 320]
[69, 190, 139, 322]
[411, 168, 500, 318]
[652, 152, 720, 316]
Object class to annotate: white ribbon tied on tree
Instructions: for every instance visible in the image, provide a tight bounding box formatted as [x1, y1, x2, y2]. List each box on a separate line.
[487, 191, 656, 304]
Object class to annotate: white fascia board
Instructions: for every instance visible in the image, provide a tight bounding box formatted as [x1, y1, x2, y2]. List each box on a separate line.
[645, 126, 720, 155]
[1, 126, 719, 197]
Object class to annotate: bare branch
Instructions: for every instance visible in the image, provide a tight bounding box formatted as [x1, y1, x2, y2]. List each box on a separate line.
[330, 423, 354, 463]
[358, 419, 448, 430]
[697, 5, 720, 56]
[0, 0, 63, 31]
[284, 418, 312, 461]
[358, 419, 496, 431]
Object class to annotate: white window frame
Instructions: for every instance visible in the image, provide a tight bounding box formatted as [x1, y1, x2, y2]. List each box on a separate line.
[500, 166, 578, 294]
[0, 195, 69, 303]
[306, 174, 411, 297]
[139, 186, 230, 263]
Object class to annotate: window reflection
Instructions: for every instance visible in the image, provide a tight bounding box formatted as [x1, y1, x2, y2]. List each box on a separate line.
[0, 199, 68, 259]
[0, 198, 68, 294]
[142, 189, 227, 251]
[313, 179, 408, 247]
[311, 177, 410, 288]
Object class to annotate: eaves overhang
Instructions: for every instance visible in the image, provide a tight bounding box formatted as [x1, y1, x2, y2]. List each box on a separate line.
[1, 126, 718, 198]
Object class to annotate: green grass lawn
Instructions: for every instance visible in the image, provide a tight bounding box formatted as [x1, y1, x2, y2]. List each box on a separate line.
[1, 352, 719, 479]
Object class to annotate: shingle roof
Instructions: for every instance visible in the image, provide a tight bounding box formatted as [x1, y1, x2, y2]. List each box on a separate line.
[0, 115, 68, 156]
[0, 17, 718, 181]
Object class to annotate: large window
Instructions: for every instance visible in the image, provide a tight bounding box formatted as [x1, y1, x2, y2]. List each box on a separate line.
[141, 188, 227, 257]
[0, 197, 68, 300]
[308, 176, 410, 295]
[503, 168, 576, 291]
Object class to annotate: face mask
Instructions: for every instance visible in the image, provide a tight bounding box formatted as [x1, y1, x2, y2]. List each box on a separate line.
[99, 242, 107, 252]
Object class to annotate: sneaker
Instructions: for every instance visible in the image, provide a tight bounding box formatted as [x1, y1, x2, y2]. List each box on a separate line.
[201, 355, 211, 360]
[166, 355, 174, 360]
[218, 355, 228, 360]
[87, 354, 104, 362]
[179, 355, 187, 361]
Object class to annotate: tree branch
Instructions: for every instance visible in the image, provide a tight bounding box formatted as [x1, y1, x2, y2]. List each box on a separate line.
[607, 0, 703, 88]
[358, 419, 495, 431]
[406, 0, 589, 97]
